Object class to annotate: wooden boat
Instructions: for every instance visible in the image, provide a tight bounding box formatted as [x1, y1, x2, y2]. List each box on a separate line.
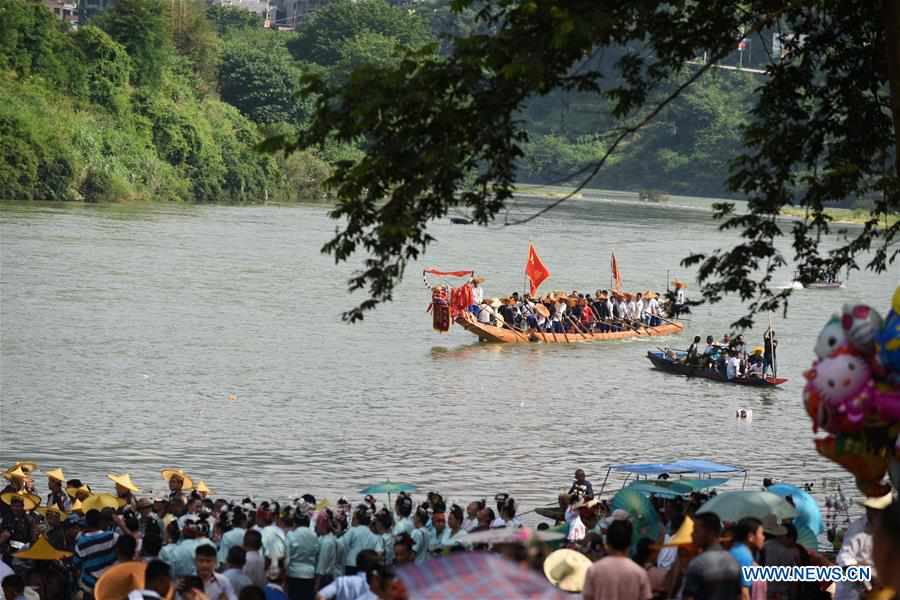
[646, 351, 787, 387]
[455, 313, 684, 344]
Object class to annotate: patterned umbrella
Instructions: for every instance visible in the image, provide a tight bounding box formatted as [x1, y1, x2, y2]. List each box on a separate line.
[398, 552, 570, 600]
[767, 483, 824, 535]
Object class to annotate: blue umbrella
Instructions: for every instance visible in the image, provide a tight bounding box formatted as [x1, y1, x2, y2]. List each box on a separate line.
[767, 483, 824, 535]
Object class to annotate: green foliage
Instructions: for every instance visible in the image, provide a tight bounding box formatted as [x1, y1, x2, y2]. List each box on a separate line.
[171, 0, 221, 90]
[207, 4, 262, 35]
[71, 26, 131, 112]
[331, 31, 404, 85]
[285, 0, 898, 323]
[219, 29, 310, 125]
[94, 0, 171, 86]
[288, 0, 434, 66]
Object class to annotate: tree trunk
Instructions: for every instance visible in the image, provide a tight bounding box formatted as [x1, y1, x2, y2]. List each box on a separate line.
[882, 0, 900, 176]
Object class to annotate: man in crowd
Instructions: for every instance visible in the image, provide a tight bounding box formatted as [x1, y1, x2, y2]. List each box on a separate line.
[582, 520, 652, 600]
[682, 512, 741, 600]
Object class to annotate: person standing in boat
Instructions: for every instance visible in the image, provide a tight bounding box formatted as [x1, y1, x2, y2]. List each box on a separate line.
[635, 292, 645, 324]
[685, 336, 702, 366]
[625, 293, 637, 323]
[646, 292, 661, 327]
[764, 327, 778, 377]
[469, 276, 485, 312]
[569, 470, 594, 499]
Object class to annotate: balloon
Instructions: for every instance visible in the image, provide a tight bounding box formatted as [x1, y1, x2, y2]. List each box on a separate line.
[841, 304, 883, 356]
[804, 350, 873, 431]
[815, 315, 847, 360]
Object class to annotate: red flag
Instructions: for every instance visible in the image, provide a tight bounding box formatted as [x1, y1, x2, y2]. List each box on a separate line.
[526, 244, 550, 296]
[611, 253, 623, 293]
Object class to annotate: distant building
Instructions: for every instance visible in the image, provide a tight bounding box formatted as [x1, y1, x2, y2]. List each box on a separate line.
[209, 0, 270, 18]
[44, 0, 79, 23]
[271, 0, 328, 29]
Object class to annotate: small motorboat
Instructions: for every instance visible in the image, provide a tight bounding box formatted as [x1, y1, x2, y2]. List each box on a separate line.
[646, 351, 787, 387]
[450, 216, 473, 225]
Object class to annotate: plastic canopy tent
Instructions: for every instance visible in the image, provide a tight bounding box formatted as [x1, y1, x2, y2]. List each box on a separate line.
[625, 478, 732, 498]
[598, 459, 748, 496]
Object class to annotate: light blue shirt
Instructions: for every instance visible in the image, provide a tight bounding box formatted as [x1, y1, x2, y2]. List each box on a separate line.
[286, 527, 319, 579]
[341, 525, 379, 567]
[161, 537, 215, 577]
[375, 532, 394, 565]
[411, 527, 430, 563]
[218, 528, 246, 565]
[316, 533, 339, 577]
[392, 517, 413, 537]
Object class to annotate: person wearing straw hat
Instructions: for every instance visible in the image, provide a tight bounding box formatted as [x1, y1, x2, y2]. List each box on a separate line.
[835, 491, 894, 600]
[583, 520, 652, 600]
[544, 548, 591, 593]
[36, 505, 68, 550]
[160, 469, 193, 501]
[1, 492, 38, 560]
[16, 535, 71, 600]
[109, 474, 141, 510]
[44, 468, 70, 512]
[2, 467, 30, 497]
[470, 276, 485, 310]
[196, 481, 211, 499]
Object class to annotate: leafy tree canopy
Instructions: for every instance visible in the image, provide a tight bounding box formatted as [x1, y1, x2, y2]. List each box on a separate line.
[276, 0, 900, 325]
[94, 0, 172, 86]
[288, 0, 434, 66]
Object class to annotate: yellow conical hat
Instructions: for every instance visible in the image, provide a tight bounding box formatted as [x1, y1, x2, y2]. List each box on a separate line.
[160, 468, 193, 491]
[14, 536, 72, 560]
[664, 516, 694, 546]
[196, 481, 211, 494]
[1, 491, 39, 511]
[108, 473, 140, 493]
[45, 468, 65, 482]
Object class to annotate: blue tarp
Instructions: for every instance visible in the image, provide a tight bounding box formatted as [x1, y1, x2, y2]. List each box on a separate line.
[609, 459, 743, 475]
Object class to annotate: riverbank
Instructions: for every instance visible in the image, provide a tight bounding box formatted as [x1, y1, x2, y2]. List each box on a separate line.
[780, 206, 900, 227]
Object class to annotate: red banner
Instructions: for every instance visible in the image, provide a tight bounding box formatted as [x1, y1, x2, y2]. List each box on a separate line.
[526, 244, 551, 296]
[423, 268, 475, 278]
[611, 253, 623, 293]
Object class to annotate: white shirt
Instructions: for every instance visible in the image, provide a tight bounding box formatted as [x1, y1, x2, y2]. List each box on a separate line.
[318, 572, 369, 600]
[636, 299, 645, 319]
[478, 306, 492, 323]
[656, 534, 677, 569]
[489, 517, 506, 529]
[472, 285, 484, 305]
[726, 356, 740, 379]
[626, 301, 636, 319]
[462, 517, 478, 532]
[203, 572, 237, 600]
[836, 516, 873, 600]
[567, 516, 586, 542]
[648, 298, 660, 316]
[676, 289, 686, 304]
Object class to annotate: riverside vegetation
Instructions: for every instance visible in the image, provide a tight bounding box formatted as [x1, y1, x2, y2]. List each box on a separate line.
[0, 0, 771, 204]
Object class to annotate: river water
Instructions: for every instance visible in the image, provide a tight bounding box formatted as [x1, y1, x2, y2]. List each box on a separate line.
[1, 197, 896, 516]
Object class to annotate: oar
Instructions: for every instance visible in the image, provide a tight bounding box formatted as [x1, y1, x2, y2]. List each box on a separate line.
[566, 315, 591, 339]
[503, 321, 530, 343]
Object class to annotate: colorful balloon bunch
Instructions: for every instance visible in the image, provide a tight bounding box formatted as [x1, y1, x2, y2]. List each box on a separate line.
[804, 286, 900, 497]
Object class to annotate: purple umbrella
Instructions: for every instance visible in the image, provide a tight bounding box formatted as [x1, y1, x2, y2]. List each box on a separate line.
[398, 552, 571, 600]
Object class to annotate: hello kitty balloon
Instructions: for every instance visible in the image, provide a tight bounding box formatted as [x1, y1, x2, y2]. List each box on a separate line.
[804, 349, 873, 432]
[815, 315, 848, 359]
[841, 304, 883, 356]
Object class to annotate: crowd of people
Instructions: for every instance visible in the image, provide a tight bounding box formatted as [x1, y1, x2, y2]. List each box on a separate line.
[466, 277, 689, 334]
[2, 462, 900, 600]
[679, 328, 779, 380]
